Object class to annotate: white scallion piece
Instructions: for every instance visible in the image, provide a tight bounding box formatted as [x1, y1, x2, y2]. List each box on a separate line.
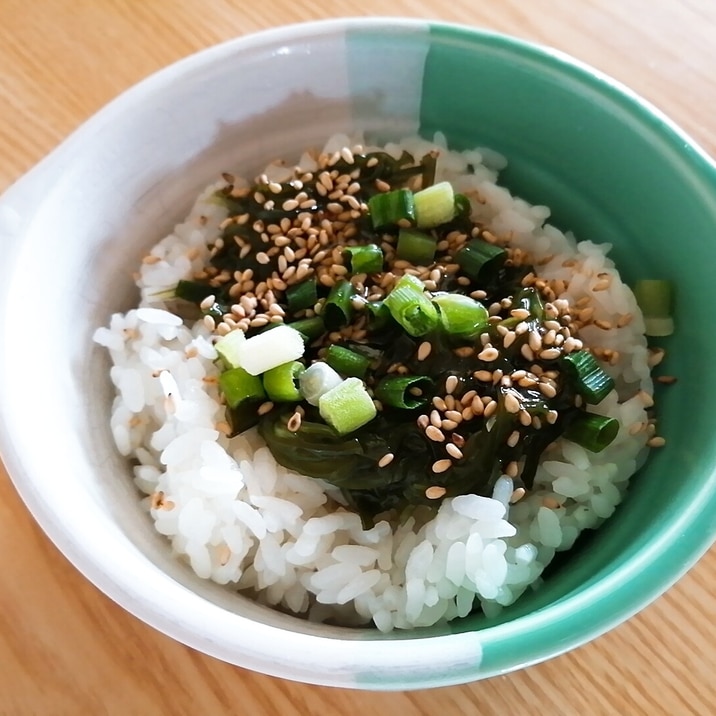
[413, 180, 455, 229]
[299, 362, 343, 406]
[237, 325, 305, 376]
[214, 329, 246, 369]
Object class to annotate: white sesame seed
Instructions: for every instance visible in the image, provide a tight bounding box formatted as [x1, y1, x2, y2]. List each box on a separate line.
[417, 341, 433, 361]
[426, 425, 446, 442]
[431, 460, 452, 474]
[378, 452, 395, 467]
[432, 396, 447, 411]
[426, 485, 447, 499]
[478, 346, 500, 361]
[446, 443, 464, 460]
[445, 375, 459, 394]
[504, 392, 521, 414]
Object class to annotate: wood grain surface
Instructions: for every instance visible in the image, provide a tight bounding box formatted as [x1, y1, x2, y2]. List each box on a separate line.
[1, 1, 715, 714]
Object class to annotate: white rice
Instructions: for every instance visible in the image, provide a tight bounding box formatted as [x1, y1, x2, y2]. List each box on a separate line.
[94, 135, 654, 631]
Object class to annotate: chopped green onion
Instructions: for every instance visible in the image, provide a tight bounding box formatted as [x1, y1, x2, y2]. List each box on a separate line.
[299, 362, 343, 406]
[364, 300, 393, 330]
[432, 292, 489, 339]
[287, 316, 325, 342]
[396, 228, 437, 265]
[375, 375, 433, 409]
[561, 350, 615, 404]
[455, 239, 507, 283]
[323, 279, 356, 330]
[368, 188, 415, 229]
[318, 377, 377, 435]
[384, 274, 439, 337]
[633, 279, 675, 337]
[262, 361, 305, 402]
[219, 367, 266, 409]
[325, 345, 371, 378]
[214, 329, 246, 369]
[237, 324, 305, 376]
[286, 279, 318, 313]
[343, 244, 384, 274]
[564, 412, 620, 452]
[413, 181, 455, 229]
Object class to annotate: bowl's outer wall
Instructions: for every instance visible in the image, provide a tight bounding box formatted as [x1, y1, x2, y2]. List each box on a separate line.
[1, 19, 716, 690]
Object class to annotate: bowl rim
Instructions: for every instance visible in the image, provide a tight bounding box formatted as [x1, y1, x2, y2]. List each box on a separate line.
[1, 16, 716, 690]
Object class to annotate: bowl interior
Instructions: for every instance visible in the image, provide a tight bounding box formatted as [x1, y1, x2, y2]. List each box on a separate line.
[2, 20, 716, 688]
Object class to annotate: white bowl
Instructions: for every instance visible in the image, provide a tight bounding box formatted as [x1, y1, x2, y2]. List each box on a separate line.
[2, 17, 716, 690]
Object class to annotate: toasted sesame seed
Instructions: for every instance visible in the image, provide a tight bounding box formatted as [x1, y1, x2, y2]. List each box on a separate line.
[483, 400, 497, 418]
[519, 410, 532, 427]
[474, 370, 492, 382]
[287, 411, 303, 432]
[378, 452, 395, 468]
[647, 436, 666, 448]
[445, 375, 459, 394]
[504, 392, 521, 414]
[546, 409, 559, 425]
[452, 433, 466, 448]
[199, 294, 216, 311]
[441, 419, 459, 431]
[514, 321, 530, 336]
[445, 443, 463, 460]
[510, 308, 530, 320]
[478, 346, 500, 361]
[432, 396, 448, 411]
[461, 390, 477, 406]
[656, 375, 677, 385]
[503, 331, 517, 349]
[257, 401, 274, 416]
[540, 347, 562, 361]
[426, 485, 447, 499]
[525, 331, 540, 353]
[425, 425, 446, 442]
[445, 410, 463, 423]
[417, 414, 430, 430]
[594, 319, 612, 330]
[505, 461, 519, 478]
[430, 410, 442, 428]
[431, 460, 452, 474]
[203, 315, 216, 331]
[417, 341, 432, 361]
[507, 430, 521, 448]
[471, 396, 485, 415]
[520, 344, 535, 361]
[256, 252, 270, 265]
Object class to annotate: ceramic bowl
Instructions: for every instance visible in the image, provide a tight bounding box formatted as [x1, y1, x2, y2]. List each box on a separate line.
[1, 18, 715, 690]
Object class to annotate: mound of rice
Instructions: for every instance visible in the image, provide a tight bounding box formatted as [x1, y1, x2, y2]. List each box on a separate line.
[94, 135, 654, 631]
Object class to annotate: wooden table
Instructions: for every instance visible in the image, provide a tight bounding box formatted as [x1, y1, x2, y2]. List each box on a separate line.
[1, 1, 715, 714]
